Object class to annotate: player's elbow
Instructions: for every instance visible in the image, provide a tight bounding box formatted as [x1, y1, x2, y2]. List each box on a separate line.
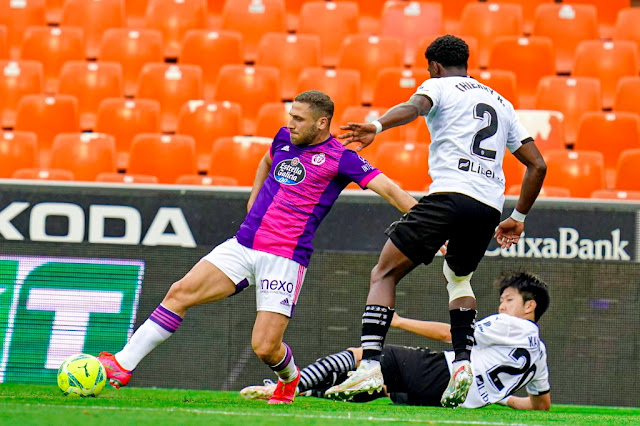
[530, 393, 551, 411]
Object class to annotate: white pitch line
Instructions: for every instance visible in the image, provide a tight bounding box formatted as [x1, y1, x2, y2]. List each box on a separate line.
[11, 403, 541, 426]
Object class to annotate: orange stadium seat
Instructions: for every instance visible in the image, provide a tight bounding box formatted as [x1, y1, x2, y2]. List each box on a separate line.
[220, 0, 287, 63]
[459, 2, 523, 68]
[176, 100, 243, 171]
[334, 0, 386, 34]
[145, 0, 207, 58]
[372, 68, 430, 109]
[98, 29, 164, 97]
[298, 1, 359, 67]
[12, 168, 74, 180]
[128, 133, 197, 183]
[60, 0, 125, 59]
[591, 189, 640, 201]
[615, 149, 640, 191]
[0, 0, 47, 57]
[380, 1, 443, 65]
[0, 131, 38, 178]
[96, 172, 159, 184]
[506, 185, 572, 198]
[283, 0, 307, 31]
[613, 8, 640, 49]
[337, 34, 405, 105]
[58, 61, 123, 130]
[256, 33, 321, 101]
[136, 63, 203, 132]
[573, 40, 640, 109]
[0, 60, 43, 128]
[515, 110, 566, 152]
[488, 36, 555, 109]
[0, 26, 8, 59]
[440, 0, 472, 33]
[563, 0, 628, 38]
[95, 98, 161, 170]
[179, 30, 243, 101]
[372, 142, 430, 191]
[502, 149, 526, 188]
[296, 68, 361, 120]
[14, 94, 79, 157]
[535, 76, 602, 145]
[50, 132, 116, 181]
[614, 77, 640, 116]
[255, 102, 290, 138]
[406, 116, 432, 145]
[412, 35, 479, 70]
[209, 136, 272, 185]
[543, 149, 605, 198]
[532, 4, 599, 74]
[20, 26, 85, 93]
[487, 0, 554, 35]
[45, 0, 65, 24]
[213, 65, 280, 135]
[468, 69, 518, 108]
[125, 0, 149, 28]
[175, 175, 238, 186]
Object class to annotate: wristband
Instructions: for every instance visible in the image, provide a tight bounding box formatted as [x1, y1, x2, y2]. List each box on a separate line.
[510, 209, 526, 222]
[371, 120, 383, 134]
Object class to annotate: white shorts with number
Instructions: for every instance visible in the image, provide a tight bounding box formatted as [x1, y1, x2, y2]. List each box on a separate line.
[202, 238, 306, 317]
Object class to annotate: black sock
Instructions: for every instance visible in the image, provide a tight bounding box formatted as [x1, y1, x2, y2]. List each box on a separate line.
[298, 350, 356, 393]
[449, 308, 477, 362]
[361, 305, 394, 361]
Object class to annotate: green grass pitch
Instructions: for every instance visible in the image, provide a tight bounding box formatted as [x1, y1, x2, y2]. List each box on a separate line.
[0, 384, 638, 425]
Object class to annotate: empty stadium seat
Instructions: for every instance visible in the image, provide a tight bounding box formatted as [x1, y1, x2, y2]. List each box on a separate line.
[535, 76, 602, 144]
[175, 175, 238, 186]
[256, 33, 321, 101]
[614, 77, 640, 116]
[179, 30, 243, 101]
[543, 149, 605, 198]
[615, 149, 640, 191]
[96, 172, 159, 184]
[515, 110, 566, 152]
[95, 98, 161, 170]
[136, 63, 203, 132]
[613, 8, 640, 49]
[50, 132, 116, 181]
[372, 142, 430, 191]
[379, 1, 443, 66]
[563, 0, 628, 38]
[213, 65, 280, 135]
[60, 0, 125, 59]
[254, 102, 291, 138]
[209, 136, 272, 186]
[506, 185, 572, 198]
[298, 1, 359, 67]
[0, 0, 47, 56]
[145, 0, 207, 58]
[334, 0, 385, 34]
[296, 68, 361, 120]
[98, 29, 164, 97]
[0, 60, 43, 128]
[412, 35, 479, 70]
[0, 131, 38, 178]
[591, 189, 640, 201]
[532, 4, 599, 74]
[176, 100, 243, 171]
[487, 0, 553, 35]
[488, 36, 556, 109]
[12, 167, 74, 180]
[124, 0, 148, 28]
[440, 0, 471, 34]
[282, 0, 307, 31]
[372, 68, 430, 108]
[128, 133, 197, 184]
[468, 69, 518, 108]
[573, 40, 640, 109]
[502, 149, 526, 188]
[220, 0, 287, 62]
[19, 26, 85, 93]
[337, 35, 405, 105]
[57, 61, 123, 130]
[459, 3, 523, 68]
[0, 26, 8, 59]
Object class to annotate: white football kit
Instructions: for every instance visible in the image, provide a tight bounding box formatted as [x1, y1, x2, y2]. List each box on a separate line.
[415, 76, 532, 212]
[444, 313, 551, 408]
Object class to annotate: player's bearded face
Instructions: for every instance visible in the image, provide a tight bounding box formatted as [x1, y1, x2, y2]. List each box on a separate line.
[288, 102, 319, 146]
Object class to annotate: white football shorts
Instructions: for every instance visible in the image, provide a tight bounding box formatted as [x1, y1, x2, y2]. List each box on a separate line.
[202, 238, 306, 318]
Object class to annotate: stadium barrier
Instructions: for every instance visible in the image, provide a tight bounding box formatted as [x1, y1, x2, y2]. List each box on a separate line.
[0, 181, 638, 406]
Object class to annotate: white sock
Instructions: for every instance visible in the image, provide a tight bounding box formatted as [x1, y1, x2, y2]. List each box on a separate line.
[271, 343, 299, 383]
[115, 319, 172, 371]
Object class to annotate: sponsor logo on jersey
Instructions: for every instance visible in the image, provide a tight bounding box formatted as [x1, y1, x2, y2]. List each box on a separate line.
[311, 152, 326, 165]
[458, 158, 495, 179]
[260, 279, 294, 293]
[281, 145, 290, 151]
[274, 157, 306, 185]
[280, 298, 290, 307]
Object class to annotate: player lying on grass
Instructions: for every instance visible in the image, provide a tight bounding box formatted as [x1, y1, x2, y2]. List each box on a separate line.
[241, 272, 551, 410]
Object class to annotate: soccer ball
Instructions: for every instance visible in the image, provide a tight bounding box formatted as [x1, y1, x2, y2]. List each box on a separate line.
[57, 353, 107, 397]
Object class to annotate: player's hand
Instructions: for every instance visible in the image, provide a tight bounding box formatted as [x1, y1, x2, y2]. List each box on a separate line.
[338, 122, 377, 151]
[494, 217, 524, 249]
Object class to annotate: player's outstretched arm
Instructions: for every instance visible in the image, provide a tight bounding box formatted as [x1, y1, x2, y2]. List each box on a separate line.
[247, 150, 273, 212]
[366, 173, 418, 213]
[502, 393, 551, 411]
[391, 313, 452, 343]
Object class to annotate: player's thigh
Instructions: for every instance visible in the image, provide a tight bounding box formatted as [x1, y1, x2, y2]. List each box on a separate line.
[253, 251, 307, 318]
[199, 238, 256, 299]
[170, 259, 236, 305]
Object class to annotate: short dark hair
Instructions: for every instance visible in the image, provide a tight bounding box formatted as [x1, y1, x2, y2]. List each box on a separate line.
[425, 35, 469, 68]
[294, 90, 334, 123]
[497, 272, 550, 322]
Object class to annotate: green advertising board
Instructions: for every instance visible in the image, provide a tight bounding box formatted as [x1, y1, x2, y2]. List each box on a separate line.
[0, 256, 144, 384]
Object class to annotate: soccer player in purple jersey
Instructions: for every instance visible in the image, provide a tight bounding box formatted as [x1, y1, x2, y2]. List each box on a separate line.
[98, 90, 418, 404]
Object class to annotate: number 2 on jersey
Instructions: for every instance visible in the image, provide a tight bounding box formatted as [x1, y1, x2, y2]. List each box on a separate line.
[487, 348, 537, 395]
[472, 103, 498, 161]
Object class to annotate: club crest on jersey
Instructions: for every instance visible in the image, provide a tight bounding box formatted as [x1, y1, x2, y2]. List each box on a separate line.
[274, 157, 306, 185]
[311, 152, 325, 165]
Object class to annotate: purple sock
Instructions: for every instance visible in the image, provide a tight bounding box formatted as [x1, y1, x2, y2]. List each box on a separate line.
[270, 343, 298, 383]
[149, 304, 183, 333]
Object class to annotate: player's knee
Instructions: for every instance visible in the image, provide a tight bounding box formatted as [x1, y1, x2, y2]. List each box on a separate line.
[251, 338, 280, 362]
[443, 260, 475, 302]
[370, 264, 399, 287]
[164, 278, 195, 309]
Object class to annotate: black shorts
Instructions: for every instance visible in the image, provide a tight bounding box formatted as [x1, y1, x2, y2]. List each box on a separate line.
[381, 345, 450, 406]
[386, 192, 501, 276]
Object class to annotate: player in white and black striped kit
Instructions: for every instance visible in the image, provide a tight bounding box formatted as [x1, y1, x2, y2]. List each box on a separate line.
[328, 35, 547, 407]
